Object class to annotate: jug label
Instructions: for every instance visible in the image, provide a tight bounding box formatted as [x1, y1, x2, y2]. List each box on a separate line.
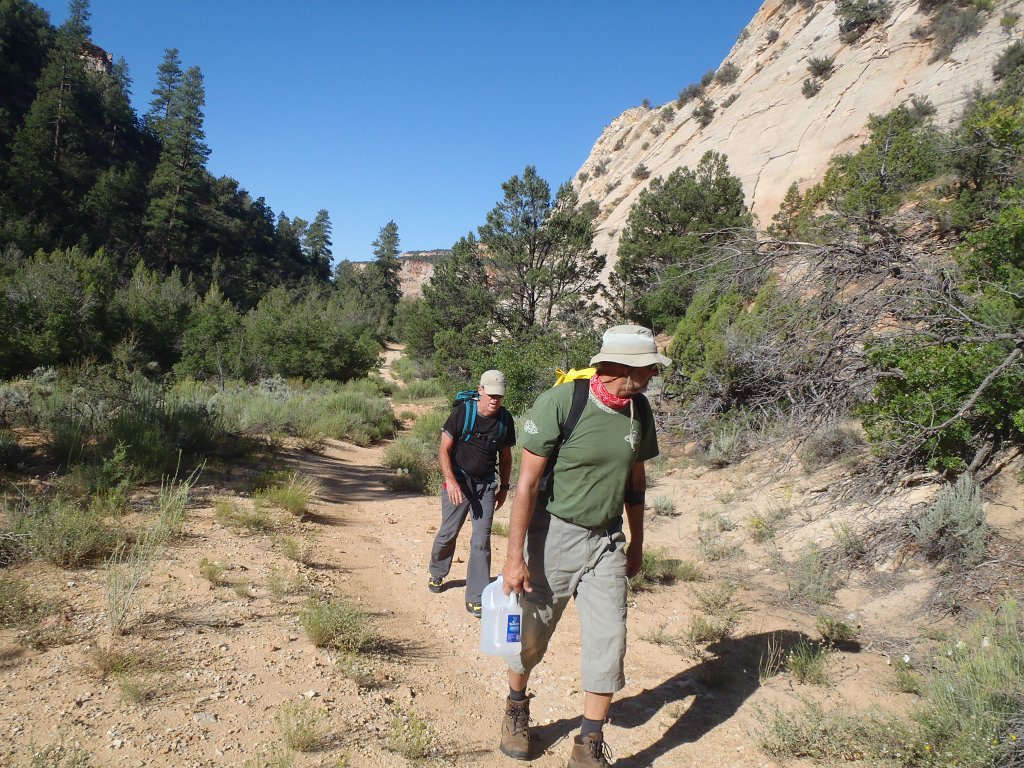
[506, 614, 521, 643]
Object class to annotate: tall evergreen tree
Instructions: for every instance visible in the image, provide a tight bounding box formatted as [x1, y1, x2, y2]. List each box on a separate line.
[304, 208, 332, 281]
[5, 0, 94, 248]
[145, 63, 210, 273]
[368, 219, 402, 330]
[613, 150, 752, 331]
[145, 47, 181, 140]
[477, 165, 602, 339]
[0, 0, 53, 158]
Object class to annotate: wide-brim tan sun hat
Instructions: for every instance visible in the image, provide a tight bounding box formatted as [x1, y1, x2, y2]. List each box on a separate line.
[589, 325, 671, 368]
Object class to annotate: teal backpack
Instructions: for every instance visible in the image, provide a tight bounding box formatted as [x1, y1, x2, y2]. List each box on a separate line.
[452, 390, 510, 443]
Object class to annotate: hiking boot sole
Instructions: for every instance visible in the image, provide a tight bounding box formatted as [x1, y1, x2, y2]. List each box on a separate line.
[498, 742, 530, 761]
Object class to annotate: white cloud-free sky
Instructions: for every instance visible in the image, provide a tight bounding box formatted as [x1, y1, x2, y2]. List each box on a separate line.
[38, 0, 764, 262]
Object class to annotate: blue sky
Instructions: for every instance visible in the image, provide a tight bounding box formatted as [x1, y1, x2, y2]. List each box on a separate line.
[39, 1, 764, 262]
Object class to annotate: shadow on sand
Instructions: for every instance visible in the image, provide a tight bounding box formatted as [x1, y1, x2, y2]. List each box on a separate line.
[529, 629, 849, 766]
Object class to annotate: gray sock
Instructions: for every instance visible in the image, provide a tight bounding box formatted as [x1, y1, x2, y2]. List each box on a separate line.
[580, 716, 603, 738]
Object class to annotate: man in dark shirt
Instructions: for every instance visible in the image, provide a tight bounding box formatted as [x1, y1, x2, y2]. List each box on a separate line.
[427, 369, 516, 617]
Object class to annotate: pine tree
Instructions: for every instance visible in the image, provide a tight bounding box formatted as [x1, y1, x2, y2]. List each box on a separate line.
[145, 63, 210, 273]
[613, 150, 752, 331]
[5, 0, 94, 247]
[371, 219, 401, 316]
[304, 209, 333, 281]
[478, 165, 602, 339]
[145, 48, 181, 140]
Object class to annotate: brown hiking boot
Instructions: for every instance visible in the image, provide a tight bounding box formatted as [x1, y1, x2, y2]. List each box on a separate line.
[567, 732, 612, 767]
[499, 697, 530, 760]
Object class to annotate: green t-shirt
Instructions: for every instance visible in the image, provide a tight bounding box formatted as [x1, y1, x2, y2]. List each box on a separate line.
[520, 383, 659, 528]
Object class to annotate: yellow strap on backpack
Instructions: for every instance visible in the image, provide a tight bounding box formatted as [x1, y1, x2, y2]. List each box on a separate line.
[554, 367, 596, 386]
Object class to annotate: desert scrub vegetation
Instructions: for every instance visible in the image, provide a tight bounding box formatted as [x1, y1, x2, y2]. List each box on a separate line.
[0, 576, 55, 627]
[651, 495, 679, 517]
[715, 61, 741, 85]
[255, 471, 320, 518]
[806, 55, 835, 80]
[387, 707, 434, 761]
[275, 701, 329, 752]
[381, 408, 445, 493]
[787, 543, 839, 604]
[799, 423, 865, 471]
[693, 99, 716, 128]
[913, 473, 987, 566]
[391, 378, 446, 401]
[215, 497, 275, 532]
[802, 77, 823, 99]
[835, 0, 893, 43]
[209, 377, 395, 447]
[632, 164, 651, 181]
[628, 547, 701, 592]
[300, 595, 375, 653]
[759, 599, 1023, 767]
[105, 470, 199, 635]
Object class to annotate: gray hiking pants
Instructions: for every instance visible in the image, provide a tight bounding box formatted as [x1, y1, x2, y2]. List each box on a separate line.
[428, 475, 496, 604]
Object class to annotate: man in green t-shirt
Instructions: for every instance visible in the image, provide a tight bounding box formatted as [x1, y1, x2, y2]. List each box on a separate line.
[497, 325, 669, 768]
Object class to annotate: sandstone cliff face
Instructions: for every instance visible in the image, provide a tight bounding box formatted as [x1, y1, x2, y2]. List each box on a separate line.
[576, 0, 1023, 269]
[398, 251, 445, 297]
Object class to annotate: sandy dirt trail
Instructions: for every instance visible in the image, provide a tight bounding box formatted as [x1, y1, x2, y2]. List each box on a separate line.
[1, 353, 956, 767]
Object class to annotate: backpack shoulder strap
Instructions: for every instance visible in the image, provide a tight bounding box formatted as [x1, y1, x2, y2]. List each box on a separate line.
[561, 378, 589, 445]
[461, 399, 478, 442]
[496, 407, 510, 443]
[539, 379, 589, 493]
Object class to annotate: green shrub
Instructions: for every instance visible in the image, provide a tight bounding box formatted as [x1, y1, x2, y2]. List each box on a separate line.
[215, 499, 275, 532]
[929, 5, 983, 62]
[0, 576, 54, 627]
[835, 0, 893, 43]
[240, 284, 380, 382]
[715, 62, 741, 85]
[392, 378, 446, 401]
[807, 56, 835, 79]
[651, 495, 678, 517]
[629, 547, 690, 592]
[275, 701, 327, 752]
[693, 100, 716, 128]
[18, 497, 120, 568]
[382, 435, 442, 495]
[676, 83, 703, 108]
[913, 473, 987, 565]
[799, 423, 864, 470]
[787, 543, 838, 604]
[786, 638, 831, 685]
[300, 596, 374, 653]
[757, 699, 913, 761]
[802, 78, 823, 99]
[994, 40, 1024, 81]
[387, 708, 433, 760]
[258, 471, 320, 517]
[632, 164, 651, 181]
[914, 598, 1023, 766]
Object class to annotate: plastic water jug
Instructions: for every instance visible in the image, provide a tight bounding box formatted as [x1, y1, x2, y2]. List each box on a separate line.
[480, 576, 522, 656]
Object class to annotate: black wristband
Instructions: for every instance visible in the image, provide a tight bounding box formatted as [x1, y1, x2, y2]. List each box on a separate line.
[623, 489, 645, 505]
[499, 483, 511, 490]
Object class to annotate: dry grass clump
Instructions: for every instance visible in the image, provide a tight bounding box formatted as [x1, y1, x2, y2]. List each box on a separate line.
[215, 498, 275, 532]
[786, 543, 839, 604]
[279, 534, 316, 565]
[257, 471, 320, 518]
[300, 596, 374, 653]
[386, 708, 433, 761]
[0, 576, 55, 628]
[275, 700, 328, 752]
[629, 548, 703, 593]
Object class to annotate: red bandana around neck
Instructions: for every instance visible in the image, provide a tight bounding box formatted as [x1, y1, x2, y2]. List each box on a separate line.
[590, 373, 631, 409]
